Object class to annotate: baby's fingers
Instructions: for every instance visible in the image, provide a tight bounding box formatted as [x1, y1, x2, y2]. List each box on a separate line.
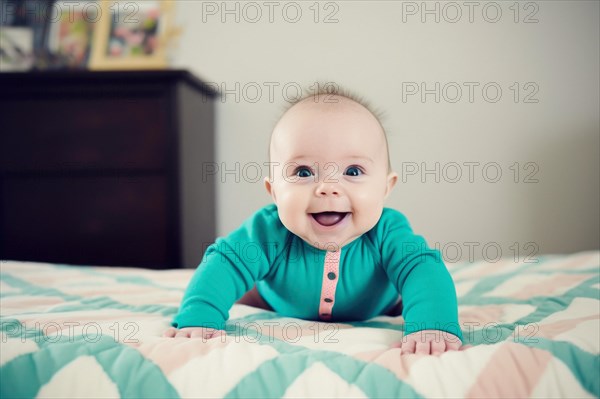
[431, 339, 446, 355]
[184, 327, 226, 340]
[174, 329, 194, 338]
[163, 327, 177, 338]
[445, 338, 462, 351]
[415, 340, 431, 355]
[190, 328, 224, 339]
[164, 327, 222, 339]
[400, 338, 416, 355]
[210, 329, 227, 339]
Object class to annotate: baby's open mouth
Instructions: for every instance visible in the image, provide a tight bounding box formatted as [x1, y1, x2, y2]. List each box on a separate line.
[310, 212, 349, 227]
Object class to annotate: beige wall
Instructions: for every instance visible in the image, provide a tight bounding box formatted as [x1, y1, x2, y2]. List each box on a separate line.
[172, 1, 599, 262]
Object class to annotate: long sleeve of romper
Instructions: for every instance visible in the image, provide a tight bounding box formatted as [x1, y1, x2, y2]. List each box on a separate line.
[379, 209, 463, 342]
[172, 207, 284, 330]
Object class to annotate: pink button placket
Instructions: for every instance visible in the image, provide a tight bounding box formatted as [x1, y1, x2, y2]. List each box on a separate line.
[318, 249, 341, 321]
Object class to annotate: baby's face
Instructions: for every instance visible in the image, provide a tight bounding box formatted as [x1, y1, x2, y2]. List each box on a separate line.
[265, 96, 398, 251]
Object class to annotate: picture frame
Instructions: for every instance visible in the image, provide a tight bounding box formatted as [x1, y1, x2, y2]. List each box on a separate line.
[0, 27, 35, 71]
[88, 0, 174, 70]
[0, 0, 55, 71]
[48, 1, 97, 69]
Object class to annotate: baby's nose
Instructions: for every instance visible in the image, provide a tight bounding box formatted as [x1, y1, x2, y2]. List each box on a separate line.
[316, 183, 340, 196]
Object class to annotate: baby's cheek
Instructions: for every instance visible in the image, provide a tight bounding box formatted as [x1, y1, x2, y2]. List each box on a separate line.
[353, 198, 385, 228]
[278, 188, 306, 208]
[275, 196, 306, 232]
[353, 191, 385, 213]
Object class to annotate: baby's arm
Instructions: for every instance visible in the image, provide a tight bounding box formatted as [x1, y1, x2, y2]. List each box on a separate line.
[380, 210, 463, 353]
[165, 208, 277, 338]
[165, 244, 261, 338]
[396, 258, 463, 354]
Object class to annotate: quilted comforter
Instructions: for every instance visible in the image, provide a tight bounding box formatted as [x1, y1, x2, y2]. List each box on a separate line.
[1, 251, 599, 398]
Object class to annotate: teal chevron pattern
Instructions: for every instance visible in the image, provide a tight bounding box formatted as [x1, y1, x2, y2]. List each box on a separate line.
[1, 252, 598, 398]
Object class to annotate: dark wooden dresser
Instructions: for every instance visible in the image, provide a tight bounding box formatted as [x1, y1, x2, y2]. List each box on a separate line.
[0, 70, 217, 269]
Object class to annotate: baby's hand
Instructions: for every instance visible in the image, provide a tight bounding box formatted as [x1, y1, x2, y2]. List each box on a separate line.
[393, 329, 461, 355]
[163, 327, 226, 340]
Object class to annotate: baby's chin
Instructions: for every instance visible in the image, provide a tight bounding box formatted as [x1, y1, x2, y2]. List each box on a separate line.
[279, 215, 370, 251]
[298, 232, 364, 252]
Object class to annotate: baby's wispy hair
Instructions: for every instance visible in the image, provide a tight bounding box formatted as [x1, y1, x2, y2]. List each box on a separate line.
[269, 83, 392, 173]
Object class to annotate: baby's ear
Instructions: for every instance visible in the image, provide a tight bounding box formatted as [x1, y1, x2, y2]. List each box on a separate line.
[264, 177, 277, 202]
[384, 172, 399, 199]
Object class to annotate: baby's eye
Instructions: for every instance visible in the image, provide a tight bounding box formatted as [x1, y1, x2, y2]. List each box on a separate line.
[295, 166, 314, 178]
[344, 166, 363, 177]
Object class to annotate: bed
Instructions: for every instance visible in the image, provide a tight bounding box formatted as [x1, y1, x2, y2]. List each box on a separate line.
[1, 251, 599, 398]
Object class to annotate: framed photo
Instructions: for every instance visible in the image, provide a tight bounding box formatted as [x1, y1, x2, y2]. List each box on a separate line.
[89, 0, 174, 70]
[0, 27, 35, 71]
[0, 0, 53, 71]
[48, 1, 97, 69]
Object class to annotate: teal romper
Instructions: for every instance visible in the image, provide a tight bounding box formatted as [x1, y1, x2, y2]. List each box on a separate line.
[173, 204, 463, 341]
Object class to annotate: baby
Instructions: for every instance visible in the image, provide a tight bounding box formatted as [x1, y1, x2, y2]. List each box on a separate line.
[164, 89, 463, 355]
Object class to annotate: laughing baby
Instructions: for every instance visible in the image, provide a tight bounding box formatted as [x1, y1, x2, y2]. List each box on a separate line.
[164, 88, 463, 355]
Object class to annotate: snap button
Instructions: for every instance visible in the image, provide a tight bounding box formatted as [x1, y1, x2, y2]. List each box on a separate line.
[327, 272, 336, 280]
[324, 298, 333, 303]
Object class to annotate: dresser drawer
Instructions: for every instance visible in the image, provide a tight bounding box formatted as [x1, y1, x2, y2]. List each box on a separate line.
[1, 175, 169, 268]
[0, 96, 168, 172]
